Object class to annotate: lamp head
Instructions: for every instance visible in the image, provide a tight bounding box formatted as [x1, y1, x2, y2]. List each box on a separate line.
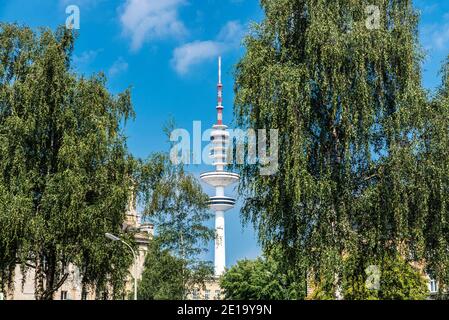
[105, 233, 120, 241]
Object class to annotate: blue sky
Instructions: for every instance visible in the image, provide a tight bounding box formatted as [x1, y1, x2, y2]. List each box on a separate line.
[1, 0, 449, 268]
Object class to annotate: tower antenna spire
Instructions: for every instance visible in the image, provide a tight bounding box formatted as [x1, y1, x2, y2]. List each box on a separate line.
[218, 55, 222, 84]
[217, 56, 223, 125]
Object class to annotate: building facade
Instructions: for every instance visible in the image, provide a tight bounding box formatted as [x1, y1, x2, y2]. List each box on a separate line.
[5, 200, 152, 300]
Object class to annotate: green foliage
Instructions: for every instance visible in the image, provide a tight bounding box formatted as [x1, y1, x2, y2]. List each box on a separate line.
[220, 251, 303, 300]
[139, 152, 214, 259]
[137, 239, 185, 300]
[0, 24, 135, 299]
[137, 153, 214, 299]
[329, 253, 427, 300]
[233, 0, 448, 298]
[412, 57, 449, 296]
[137, 239, 213, 300]
[375, 257, 428, 300]
[310, 253, 428, 300]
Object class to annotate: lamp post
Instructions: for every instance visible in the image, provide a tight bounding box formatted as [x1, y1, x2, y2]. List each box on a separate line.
[105, 233, 137, 300]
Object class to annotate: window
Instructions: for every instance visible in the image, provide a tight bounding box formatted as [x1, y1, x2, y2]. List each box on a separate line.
[429, 279, 438, 294]
[192, 289, 199, 300]
[204, 290, 210, 300]
[214, 290, 221, 300]
[60, 291, 68, 300]
[81, 290, 88, 300]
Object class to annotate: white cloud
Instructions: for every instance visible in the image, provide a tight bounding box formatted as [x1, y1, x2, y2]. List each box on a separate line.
[108, 57, 129, 77]
[422, 20, 449, 52]
[433, 26, 449, 50]
[420, 7, 449, 52]
[72, 49, 102, 66]
[172, 41, 224, 75]
[217, 20, 245, 43]
[119, 0, 187, 51]
[421, 4, 438, 14]
[171, 21, 244, 75]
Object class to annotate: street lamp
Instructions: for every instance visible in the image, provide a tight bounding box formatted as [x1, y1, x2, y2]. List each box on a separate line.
[105, 233, 137, 300]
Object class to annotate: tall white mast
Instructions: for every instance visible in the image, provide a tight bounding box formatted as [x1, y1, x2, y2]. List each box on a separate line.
[200, 57, 239, 276]
[218, 56, 222, 84]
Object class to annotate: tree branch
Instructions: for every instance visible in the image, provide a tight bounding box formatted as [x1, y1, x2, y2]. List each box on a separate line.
[42, 273, 69, 300]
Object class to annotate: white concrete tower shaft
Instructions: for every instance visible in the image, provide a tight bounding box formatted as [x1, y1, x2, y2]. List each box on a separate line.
[215, 210, 225, 276]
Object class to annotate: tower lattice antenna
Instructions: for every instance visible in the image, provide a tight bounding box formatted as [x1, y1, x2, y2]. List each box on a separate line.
[217, 56, 223, 125]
